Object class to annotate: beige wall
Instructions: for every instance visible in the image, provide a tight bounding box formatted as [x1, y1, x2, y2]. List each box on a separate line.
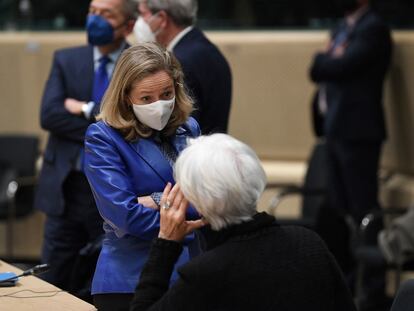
[0, 31, 320, 158]
[1, 30, 414, 257]
[1, 31, 414, 168]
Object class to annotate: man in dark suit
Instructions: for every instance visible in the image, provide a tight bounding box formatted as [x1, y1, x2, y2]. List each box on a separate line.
[310, 0, 392, 225]
[34, 0, 136, 294]
[310, 1, 392, 310]
[134, 0, 232, 134]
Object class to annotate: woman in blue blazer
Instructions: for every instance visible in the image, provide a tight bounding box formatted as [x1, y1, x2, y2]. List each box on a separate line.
[83, 43, 201, 311]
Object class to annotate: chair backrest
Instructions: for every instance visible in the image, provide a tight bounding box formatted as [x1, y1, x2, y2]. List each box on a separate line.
[302, 140, 328, 219]
[390, 279, 414, 311]
[0, 135, 39, 219]
[0, 164, 17, 206]
[0, 135, 39, 177]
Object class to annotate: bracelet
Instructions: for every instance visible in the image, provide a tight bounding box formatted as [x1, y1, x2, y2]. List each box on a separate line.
[150, 192, 162, 207]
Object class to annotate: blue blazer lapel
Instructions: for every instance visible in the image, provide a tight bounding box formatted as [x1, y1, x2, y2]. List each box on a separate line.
[129, 138, 174, 184]
[171, 126, 191, 154]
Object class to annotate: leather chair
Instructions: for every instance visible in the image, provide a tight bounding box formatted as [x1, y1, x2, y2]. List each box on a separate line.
[354, 207, 414, 309]
[266, 140, 356, 276]
[267, 140, 328, 228]
[390, 279, 414, 311]
[0, 135, 40, 260]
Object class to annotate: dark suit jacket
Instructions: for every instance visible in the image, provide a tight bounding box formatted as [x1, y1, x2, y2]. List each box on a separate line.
[131, 212, 356, 311]
[35, 44, 127, 216]
[310, 10, 392, 141]
[173, 27, 232, 134]
[311, 91, 325, 137]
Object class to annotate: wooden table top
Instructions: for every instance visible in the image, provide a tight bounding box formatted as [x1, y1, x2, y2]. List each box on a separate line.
[0, 260, 96, 311]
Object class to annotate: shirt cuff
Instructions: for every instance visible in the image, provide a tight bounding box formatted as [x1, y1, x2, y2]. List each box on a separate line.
[82, 101, 95, 119]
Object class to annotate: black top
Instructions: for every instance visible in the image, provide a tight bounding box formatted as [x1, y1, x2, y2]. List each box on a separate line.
[130, 212, 356, 311]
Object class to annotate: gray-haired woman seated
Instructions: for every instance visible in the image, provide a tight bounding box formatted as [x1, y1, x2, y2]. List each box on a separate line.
[130, 134, 356, 311]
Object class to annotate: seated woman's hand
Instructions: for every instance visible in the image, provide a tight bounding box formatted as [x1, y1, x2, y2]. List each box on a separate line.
[158, 182, 206, 242]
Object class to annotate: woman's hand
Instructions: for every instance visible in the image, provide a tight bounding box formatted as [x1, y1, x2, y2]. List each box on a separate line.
[158, 183, 206, 242]
[138, 196, 159, 210]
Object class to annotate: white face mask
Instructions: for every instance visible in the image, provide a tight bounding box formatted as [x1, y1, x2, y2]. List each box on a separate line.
[134, 16, 158, 43]
[132, 97, 175, 131]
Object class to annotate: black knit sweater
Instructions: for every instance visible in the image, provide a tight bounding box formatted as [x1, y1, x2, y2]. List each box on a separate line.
[130, 212, 356, 311]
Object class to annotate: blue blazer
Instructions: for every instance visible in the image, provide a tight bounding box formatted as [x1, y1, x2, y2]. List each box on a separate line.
[174, 28, 232, 134]
[35, 44, 128, 216]
[84, 118, 200, 294]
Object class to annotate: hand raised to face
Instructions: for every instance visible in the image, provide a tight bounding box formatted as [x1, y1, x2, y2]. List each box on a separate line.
[158, 183, 206, 242]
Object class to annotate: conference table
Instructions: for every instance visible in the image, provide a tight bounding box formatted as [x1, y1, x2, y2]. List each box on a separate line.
[0, 260, 96, 311]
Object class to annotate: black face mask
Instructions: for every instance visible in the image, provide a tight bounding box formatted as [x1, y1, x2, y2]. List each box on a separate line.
[336, 0, 359, 14]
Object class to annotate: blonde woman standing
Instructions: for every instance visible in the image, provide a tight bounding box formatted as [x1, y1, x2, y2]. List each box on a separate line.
[84, 43, 200, 311]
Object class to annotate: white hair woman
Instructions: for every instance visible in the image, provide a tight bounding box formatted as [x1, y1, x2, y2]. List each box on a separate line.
[130, 134, 357, 311]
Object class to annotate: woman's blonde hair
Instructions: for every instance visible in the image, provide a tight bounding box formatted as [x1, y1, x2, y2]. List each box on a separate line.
[98, 42, 193, 141]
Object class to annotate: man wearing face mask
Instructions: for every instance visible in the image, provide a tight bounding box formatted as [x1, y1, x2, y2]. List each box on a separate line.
[310, 0, 392, 310]
[134, 0, 232, 135]
[34, 0, 137, 297]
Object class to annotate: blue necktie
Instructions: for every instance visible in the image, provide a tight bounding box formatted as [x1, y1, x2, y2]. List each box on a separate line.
[329, 24, 349, 54]
[77, 56, 110, 171]
[92, 56, 110, 103]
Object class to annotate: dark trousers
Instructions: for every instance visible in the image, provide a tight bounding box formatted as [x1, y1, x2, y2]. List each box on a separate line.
[40, 171, 103, 295]
[326, 139, 386, 310]
[326, 139, 382, 225]
[94, 293, 134, 311]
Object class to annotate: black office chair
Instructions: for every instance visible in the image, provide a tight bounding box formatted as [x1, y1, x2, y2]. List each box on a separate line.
[0, 135, 40, 260]
[267, 140, 328, 228]
[266, 140, 356, 273]
[390, 279, 414, 311]
[354, 207, 414, 310]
